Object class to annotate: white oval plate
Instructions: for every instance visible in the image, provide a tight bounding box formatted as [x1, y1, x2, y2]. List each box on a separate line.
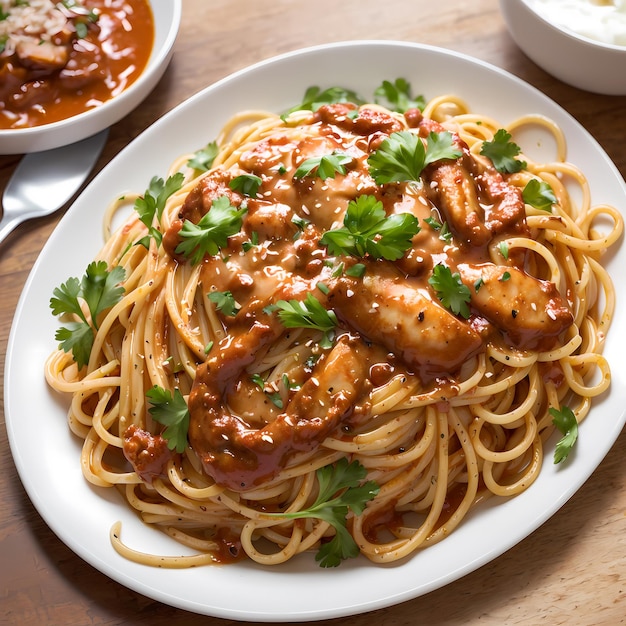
[0, 0, 182, 155]
[5, 41, 626, 622]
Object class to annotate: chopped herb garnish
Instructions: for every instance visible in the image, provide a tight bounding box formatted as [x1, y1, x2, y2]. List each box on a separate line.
[284, 86, 365, 117]
[320, 194, 420, 261]
[207, 290, 240, 316]
[480, 129, 527, 174]
[242, 231, 259, 252]
[271, 293, 337, 348]
[294, 152, 353, 180]
[229, 173, 262, 197]
[523, 178, 557, 211]
[267, 391, 284, 409]
[292, 214, 311, 231]
[345, 263, 366, 277]
[368, 130, 462, 185]
[268, 458, 379, 567]
[146, 385, 190, 453]
[428, 264, 472, 319]
[373, 78, 425, 113]
[50, 261, 126, 369]
[134, 173, 185, 248]
[187, 141, 219, 172]
[550, 406, 579, 464]
[250, 373, 264, 389]
[175, 196, 246, 264]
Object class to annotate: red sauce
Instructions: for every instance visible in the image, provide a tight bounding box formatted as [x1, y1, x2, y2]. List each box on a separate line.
[0, 0, 154, 129]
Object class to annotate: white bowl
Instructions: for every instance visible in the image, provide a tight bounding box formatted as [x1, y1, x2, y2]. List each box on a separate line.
[0, 0, 182, 155]
[500, 0, 626, 95]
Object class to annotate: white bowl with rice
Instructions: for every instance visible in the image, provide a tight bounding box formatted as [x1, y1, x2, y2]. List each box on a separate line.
[500, 0, 626, 95]
[0, 0, 182, 154]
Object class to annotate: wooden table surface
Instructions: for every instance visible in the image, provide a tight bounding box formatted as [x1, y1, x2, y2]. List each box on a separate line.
[1, 1, 625, 624]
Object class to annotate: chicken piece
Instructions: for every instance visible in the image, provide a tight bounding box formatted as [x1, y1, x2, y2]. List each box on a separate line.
[188, 333, 367, 491]
[425, 160, 492, 246]
[122, 424, 173, 483]
[456, 262, 573, 351]
[419, 118, 527, 248]
[15, 40, 69, 71]
[162, 168, 244, 259]
[239, 133, 298, 176]
[327, 261, 483, 378]
[292, 134, 374, 230]
[314, 103, 405, 136]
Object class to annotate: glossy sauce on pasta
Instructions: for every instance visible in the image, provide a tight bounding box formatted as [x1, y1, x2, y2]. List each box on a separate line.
[155, 103, 574, 492]
[0, 0, 154, 130]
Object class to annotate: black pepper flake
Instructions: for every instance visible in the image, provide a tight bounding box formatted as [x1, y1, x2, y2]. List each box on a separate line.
[417, 311, 425, 322]
[512, 309, 518, 318]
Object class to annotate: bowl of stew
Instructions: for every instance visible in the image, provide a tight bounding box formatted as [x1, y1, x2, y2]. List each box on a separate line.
[0, 0, 182, 154]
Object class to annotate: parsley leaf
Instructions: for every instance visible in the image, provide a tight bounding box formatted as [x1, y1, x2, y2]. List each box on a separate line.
[269, 458, 380, 567]
[294, 152, 353, 180]
[187, 141, 219, 172]
[134, 173, 185, 248]
[428, 264, 472, 319]
[374, 78, 425, 113]
[273, 292, 337, 334]
[424, 216, 453, 243]
[523, 178, 557, 211]
[229, 173, 262, 197]
[208, 290, 240, 316]
[368, 130, 462, 185]
[242, 230, 259, 251]
[146, 386, 190, 453]
[549, 406, 579, 464]
[175, 196, 247, 264]
[320, 194, 420, 261]
[135, 173, 185, 227]
[480, 129, 527, 174]
[345, 262, 366, 277]
[50, 261, 126, 368]
[284, 86, 365, 116]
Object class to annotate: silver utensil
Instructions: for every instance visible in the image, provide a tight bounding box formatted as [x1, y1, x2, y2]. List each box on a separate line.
[0, 129, 108, 245]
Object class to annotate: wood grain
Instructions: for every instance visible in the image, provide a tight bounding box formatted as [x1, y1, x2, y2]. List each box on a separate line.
[1, 1, 625, 624]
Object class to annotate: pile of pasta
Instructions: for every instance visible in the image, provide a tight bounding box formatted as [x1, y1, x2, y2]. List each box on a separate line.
[45, 91, 622, 567]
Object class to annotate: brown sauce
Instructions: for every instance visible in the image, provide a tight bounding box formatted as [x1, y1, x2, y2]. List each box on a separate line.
[0, 0, 154, 129]
[171, 104, 574, 491]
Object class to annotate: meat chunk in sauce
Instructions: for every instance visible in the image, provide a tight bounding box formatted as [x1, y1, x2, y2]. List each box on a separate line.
[328, 260, 483, 378]
[188, 334, 368, 491]
[122, 424, 173, 483]
[456, 263, 573, 351]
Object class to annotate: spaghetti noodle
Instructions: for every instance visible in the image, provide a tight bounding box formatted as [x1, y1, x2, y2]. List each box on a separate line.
[45, 89, 622, 567]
